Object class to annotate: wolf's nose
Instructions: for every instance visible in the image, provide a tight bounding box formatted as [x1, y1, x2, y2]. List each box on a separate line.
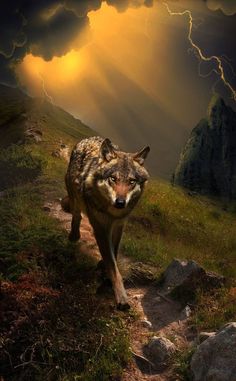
[115, 198, 126, 209]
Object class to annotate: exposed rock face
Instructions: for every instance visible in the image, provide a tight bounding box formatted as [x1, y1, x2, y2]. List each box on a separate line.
[174, 96, 236, 199]
[191, 323, 236, 381]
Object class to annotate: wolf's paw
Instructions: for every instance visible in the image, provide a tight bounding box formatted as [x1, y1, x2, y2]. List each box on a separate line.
[117, 301, 130, 311]
[68, 231, 80, 242]
[61, 196, 71, 213]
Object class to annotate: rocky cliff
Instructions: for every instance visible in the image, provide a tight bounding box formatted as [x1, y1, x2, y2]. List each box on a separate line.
[173, 95, 236, 199]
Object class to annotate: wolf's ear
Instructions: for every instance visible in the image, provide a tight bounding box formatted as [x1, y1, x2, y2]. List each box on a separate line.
[101, 138, 117, 162]
[133, 146, 150, 165]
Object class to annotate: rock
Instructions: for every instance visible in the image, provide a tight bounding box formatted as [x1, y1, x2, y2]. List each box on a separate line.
[52, 145, 69, 161]
[162, 259, 202, 290]
[173, 95, 236, 200]
[191, 322, 236, 381]
[127, 262, 157, 285]
[144, 336, 176, 367]
[25, 128, 43, 143]
[180, 305, 192, 319]
[52, 150, 61, 158]
[160, 259, 225, 301]
[199, 331, 216, 343]
[43, 206, 51, 212]
[140, 319, 152, 329]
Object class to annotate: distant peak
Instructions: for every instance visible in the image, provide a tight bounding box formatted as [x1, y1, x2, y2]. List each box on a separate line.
[207, 94, 226, 119]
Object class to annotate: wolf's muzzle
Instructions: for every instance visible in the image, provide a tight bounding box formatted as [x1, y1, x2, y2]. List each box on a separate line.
[114, 198, 126, 209]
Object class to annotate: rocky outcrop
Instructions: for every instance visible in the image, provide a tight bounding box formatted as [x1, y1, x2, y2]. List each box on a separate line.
[173, 95, 236, 199]
[160, 259, 225, 295]
[191, 323, 236, 381]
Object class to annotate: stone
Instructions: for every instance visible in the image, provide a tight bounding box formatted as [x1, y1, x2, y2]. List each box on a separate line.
[180, 305, 192, 319]
[160, 259, 225, 300]
[162, 259, 203, 290]
[173, 95, 236, 200]
[140, 319, 152, 329]
[127, 262, 156, 285]
[199, 331, 216, 343]
[52, 145, 69, 161]
[145, 336, 176, 366]
[25, 128, 42, 143]
[43, 206, 51, 212]
[191, 322, 236, 381]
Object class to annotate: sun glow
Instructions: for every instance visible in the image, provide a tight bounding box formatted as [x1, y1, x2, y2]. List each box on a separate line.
[17, 48, 85, 97]
[16, 2, 223, 177]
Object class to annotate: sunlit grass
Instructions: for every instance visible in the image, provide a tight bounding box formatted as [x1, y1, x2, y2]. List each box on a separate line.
[123, 180, 236, 279]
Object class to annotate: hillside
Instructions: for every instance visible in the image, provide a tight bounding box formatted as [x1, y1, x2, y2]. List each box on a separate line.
[173, 95, 236, 200]
[0, 84, 94, 192]
[0, 84, 93, 148]
[1, 87, 236, 381]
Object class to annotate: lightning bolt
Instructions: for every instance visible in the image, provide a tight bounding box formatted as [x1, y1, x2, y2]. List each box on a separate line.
[163, 2, 236, 101]
[38, 72, 54, 105]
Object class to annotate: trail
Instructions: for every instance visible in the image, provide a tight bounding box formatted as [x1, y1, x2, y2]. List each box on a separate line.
[44, 199, 194, 380]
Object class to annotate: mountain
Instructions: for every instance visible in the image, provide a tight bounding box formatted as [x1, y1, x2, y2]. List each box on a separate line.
[0, 84, 94, 149]
[0, 84, 94, 190]
[1, 86, 236, 381]
[173, 95, 236, 199]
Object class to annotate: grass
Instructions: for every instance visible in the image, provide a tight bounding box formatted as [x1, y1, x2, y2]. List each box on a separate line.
[0, 92, 131, 381]
[1, 86, 236, 380]
[122, 179, 236, 380]
[172, 348, 195, 381]
[123, 180, 236, 279]
[0, 179, 131, 381]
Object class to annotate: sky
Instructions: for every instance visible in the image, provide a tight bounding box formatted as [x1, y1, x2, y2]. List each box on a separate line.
[1, 0, 236, 178]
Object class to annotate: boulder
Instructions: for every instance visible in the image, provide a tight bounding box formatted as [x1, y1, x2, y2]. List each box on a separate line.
[191, 322, 236, 381]
[162, 259, 203, 290]
[144, 336, 176, 367]
[160, 259, 225, 301]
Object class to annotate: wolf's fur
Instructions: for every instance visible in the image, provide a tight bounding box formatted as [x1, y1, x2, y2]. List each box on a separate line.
[62, 136, 150, 309]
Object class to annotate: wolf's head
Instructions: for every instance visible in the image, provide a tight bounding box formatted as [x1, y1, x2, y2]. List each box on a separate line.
[94, 138, 150, 214]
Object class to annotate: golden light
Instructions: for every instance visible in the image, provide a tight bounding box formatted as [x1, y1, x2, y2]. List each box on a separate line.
[16, 48, 86, 97]
[15, 2, 212, 177]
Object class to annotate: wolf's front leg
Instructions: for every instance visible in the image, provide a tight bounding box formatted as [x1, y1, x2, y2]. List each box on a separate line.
[69, 209, 82, 242]
[91, 219, 129, 310]
[112, 223, 124, 260]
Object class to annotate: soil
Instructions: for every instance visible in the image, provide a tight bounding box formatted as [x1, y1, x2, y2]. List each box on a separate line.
[44, 199, 195, 381]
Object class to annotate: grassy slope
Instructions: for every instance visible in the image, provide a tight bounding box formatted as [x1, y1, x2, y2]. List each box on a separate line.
[123, 180, 236, 332]
[1, 85, 236, 380]
[0, 88, 131, 381]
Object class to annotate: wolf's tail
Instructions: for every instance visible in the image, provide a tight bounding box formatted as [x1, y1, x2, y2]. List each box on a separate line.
[61, 196, 71, 213]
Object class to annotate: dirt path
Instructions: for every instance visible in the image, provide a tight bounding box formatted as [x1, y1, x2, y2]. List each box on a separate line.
[44, 199, 193, 381]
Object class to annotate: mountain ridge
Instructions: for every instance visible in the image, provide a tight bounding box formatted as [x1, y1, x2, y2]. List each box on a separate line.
[173, 95, 236, 199]
[0, 84, 94, 149]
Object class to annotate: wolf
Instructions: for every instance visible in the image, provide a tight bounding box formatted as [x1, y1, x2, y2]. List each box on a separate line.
[62, 136, 150, 309]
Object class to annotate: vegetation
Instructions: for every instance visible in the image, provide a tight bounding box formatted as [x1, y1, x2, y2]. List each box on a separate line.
[122, 180, 236, 344]
[1, 86, 236, 380]
[0, 90, 131, 381]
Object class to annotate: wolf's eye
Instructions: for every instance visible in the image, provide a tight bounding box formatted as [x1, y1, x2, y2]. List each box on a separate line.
[129, 179, 136, 185]
[109, 176, 116, 183]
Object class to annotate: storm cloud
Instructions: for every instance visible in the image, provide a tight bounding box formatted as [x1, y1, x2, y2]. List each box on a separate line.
[206, 0, 236, 15]
[0, 0, 153, 85]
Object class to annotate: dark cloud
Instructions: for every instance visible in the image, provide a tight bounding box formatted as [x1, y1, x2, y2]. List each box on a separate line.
[27, 7, 89, 61]
[0, 0, 153, 85]
[206, 0, 236, 15]
[106, 0, 153, 13]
